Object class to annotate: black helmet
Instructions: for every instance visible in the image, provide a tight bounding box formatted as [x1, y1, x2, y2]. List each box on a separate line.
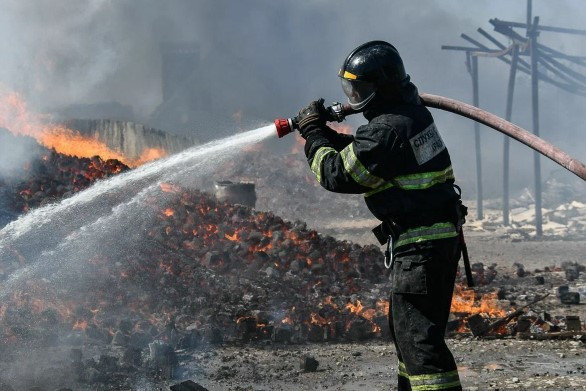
[339, 41, 408, 109]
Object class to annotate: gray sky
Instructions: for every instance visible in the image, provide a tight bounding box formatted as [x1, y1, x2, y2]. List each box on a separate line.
[0, 0, 584, 196]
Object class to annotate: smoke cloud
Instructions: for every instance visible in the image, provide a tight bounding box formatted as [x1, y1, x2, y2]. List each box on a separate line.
[0, 0, 584, 196]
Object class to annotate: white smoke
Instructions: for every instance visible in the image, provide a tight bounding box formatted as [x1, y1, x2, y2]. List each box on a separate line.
[0, 0, 584, 194]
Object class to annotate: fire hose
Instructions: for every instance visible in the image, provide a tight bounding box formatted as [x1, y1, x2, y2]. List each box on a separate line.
[274, 94, 586, 181]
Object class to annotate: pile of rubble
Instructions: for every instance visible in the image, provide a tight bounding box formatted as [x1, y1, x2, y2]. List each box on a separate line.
[0, 184, 389, 345]
[466, 199, 586, 240]
[465, 174, 586, 240]
[0, 129, 128, 224]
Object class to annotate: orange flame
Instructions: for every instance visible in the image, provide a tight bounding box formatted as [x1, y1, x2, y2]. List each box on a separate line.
[134, 148, 166, 165]
[450, 284, 506, 317]
[310, 312, 328, 326]
[0, 89, 165, 167]
[345, 299, 364, 315]
[225, 232, 239, 241]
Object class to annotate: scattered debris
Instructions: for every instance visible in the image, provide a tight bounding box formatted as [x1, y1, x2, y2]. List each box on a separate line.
[467, 294, 550, 337]
[300, 356, 319, 372]
[560, 292, 580, 305]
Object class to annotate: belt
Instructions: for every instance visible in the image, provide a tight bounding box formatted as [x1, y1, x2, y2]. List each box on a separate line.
[394, 222, 459, 249]
[378, 221, 459, 270]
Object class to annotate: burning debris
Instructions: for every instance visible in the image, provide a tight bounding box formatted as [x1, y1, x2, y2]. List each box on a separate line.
[0, 128, 128, 221]
[0, 182, 391, 388]
[0, 185, 389, 348]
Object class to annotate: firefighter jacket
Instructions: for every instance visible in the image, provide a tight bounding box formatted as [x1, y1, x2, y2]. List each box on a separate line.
[303, 100, 461, 249]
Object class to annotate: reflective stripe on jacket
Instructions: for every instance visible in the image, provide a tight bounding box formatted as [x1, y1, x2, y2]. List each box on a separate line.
[303, 102, 460, 240]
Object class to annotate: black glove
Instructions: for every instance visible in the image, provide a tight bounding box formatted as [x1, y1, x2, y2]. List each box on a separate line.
[296, 98, 327, 138]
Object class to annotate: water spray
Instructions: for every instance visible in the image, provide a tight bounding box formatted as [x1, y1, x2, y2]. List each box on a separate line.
[274, 94, 586, 181]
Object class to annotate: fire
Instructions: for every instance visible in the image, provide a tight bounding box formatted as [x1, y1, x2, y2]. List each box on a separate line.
[310, 312, 328, 326]
[361, 308, 377, 321]
[162, 208, 175, 217]
[345, 299, 364, 315]
[225, 232, 239, 241]
[0, 89, 165, 167]
[135, 148, 166, 165]
[450, 284, 506, 317]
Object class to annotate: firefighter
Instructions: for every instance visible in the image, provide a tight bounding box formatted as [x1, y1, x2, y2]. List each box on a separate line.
[296, 41, 464, 391]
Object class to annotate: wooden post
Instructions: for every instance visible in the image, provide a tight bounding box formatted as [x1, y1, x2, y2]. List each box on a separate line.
[471, 55, 483, 219]
[503, 44, 519, 226]
[529, 16, 543, 237]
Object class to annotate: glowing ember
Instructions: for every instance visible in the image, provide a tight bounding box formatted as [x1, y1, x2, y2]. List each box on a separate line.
[310, 312, 328, 326]
[281, 316, 294, 325]
[225, 232, 239, 241]
[345, 299, 365, 315]
[162, 208, 175, 217]
[0, 180, 517, 349]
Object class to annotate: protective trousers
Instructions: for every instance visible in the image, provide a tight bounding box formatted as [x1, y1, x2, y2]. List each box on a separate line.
[388, 236, 462, 391]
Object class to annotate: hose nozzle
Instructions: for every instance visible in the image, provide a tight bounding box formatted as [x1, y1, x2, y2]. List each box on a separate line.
[274, 102, 357, 138]
[274, 118, 295, 138]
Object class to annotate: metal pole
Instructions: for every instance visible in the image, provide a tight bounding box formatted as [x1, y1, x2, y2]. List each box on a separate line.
[444, 38, 586, 96]
[503, 44, 519, 226]
[489, 18, 586, 36]
[526, 0, 532, 31]
[471, 55, 483, 219]
[529, 16, 543, 237]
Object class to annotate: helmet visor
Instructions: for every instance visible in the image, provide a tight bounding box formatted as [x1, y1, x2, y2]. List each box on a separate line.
[340, 78, 376, 110]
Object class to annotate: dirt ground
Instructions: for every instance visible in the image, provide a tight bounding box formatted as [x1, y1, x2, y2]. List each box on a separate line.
[175, 338, 586, 391]
[318, 218, 586, 269]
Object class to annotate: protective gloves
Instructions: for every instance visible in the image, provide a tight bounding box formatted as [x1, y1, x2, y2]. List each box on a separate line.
[296, 98, 328, 138]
